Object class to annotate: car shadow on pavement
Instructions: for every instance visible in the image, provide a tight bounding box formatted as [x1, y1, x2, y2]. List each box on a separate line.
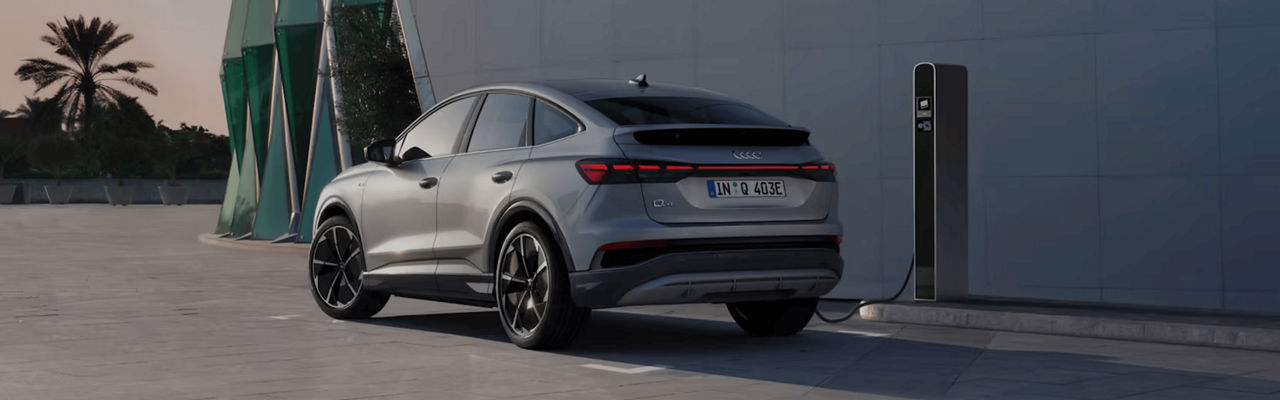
[357, 310, 1280, 399]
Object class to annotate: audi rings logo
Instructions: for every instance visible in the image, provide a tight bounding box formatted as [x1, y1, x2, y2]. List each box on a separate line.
[732, 150, 763, 160]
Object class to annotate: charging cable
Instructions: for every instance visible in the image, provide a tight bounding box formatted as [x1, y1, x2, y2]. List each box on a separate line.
[814, 255, 915, 323]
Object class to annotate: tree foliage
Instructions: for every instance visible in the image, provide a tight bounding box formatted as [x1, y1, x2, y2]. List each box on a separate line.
[331, 1, 421, 156]
[14, 15, 157, 130]
[93, 96, 154, 185]
[27, 134, 79, 185]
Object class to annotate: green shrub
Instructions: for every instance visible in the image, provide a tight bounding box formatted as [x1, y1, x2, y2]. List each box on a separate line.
[331, 0, 422, 159]
[26, 135, 79, 185]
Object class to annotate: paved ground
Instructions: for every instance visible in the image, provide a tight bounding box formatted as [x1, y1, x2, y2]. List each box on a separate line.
[4, 205, 1280, 399]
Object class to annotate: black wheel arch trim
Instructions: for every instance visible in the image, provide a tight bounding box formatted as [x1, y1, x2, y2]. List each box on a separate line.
[490, 198, 576, 275]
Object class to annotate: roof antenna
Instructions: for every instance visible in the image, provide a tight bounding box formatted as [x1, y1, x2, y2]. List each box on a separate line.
[628, 73, 648, 87]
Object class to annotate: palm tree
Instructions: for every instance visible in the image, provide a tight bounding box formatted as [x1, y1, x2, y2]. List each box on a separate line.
[14, 97, 64, 136]
[14, 15, 158, 131]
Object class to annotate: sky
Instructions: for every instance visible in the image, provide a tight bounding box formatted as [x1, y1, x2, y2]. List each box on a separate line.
[0, 0, 232, 135]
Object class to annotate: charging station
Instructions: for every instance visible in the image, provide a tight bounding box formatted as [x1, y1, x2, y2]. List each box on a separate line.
[913, 63, 968, 301]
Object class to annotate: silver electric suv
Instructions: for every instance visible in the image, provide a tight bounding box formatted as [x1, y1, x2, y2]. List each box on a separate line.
[309, 78, 843, 348]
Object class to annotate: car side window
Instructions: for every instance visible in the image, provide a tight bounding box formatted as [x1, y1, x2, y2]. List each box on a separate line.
[467, 93, 532, 153]
[398, 96, 478, 160]
[533, 101, 578, 145]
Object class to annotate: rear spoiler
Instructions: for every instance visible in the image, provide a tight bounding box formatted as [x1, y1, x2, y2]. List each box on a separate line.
[625, 127, 811, 146]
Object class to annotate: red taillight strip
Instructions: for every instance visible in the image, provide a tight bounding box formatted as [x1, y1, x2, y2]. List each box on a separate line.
[697, 165, 800, 170]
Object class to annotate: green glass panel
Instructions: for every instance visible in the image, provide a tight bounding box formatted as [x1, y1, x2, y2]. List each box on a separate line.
[215, 151, 241, 234]
[276, 24, 322, 189]
[277, 0, 321, 26]
[298, 82, 340, 242]
[230, 115, 260, 236]
[242, 0, 275, 47]
[222, 0, 249, 60]
[242, 45, 274, 172]
[253, 92, 294, 239]
[220, 58, 247, 167]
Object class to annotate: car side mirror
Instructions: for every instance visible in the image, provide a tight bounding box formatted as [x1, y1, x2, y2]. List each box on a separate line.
[364, 139, 399, 165]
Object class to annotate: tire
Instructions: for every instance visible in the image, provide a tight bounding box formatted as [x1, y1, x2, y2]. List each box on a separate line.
[727, 298, 818, 336]
[309, 215, 389, 319]
[494, 221, 590, 349]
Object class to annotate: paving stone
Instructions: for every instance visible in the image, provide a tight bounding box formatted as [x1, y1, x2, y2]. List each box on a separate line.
[4, 205, 1280, 399]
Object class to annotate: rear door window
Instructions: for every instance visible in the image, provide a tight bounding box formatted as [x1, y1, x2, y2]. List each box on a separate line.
[586, 96, 787, 127]
[467, 93, 533, 152]
[532, 101, 579, 145]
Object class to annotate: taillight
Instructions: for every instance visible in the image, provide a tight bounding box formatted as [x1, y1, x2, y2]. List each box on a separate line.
[576, 160, 837, 184]
[575, 159, 638, 184]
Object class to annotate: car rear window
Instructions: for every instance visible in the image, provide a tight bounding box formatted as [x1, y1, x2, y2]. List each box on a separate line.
[586, 96, 788, 127]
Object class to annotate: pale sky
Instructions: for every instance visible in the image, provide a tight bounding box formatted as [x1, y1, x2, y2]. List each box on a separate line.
[0, 0, 232, 135]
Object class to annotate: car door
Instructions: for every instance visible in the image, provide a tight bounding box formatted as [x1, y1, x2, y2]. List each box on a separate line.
[433, 92, 533, 295]
[360, 96, 479, 277]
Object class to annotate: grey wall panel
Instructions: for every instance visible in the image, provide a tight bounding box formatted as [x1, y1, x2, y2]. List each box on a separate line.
[982, 0, 1095, 38]
[881, 178, 914, 296]
[475, 0, 540, 71]
[1103, 288, 1222, 309]
[611, 0, 695, 61]
[1221, 177, 1280, 292]
[985, 177, 1101, 302]
[411, 0, 475, 76]
[611, 58, 697, 86]
[786, 47, 880, 179]
[1097, 30, 1219, 176]
[1099, 177, 1222, 298]
[1218, 26, 1280, 175]
[978, 36, 1097, 177]
[540, 0, 612, 66]
[697, 55, 786, 115]
[832, 177, 885, 297]
[1226, 292, 1280, 314]
[1096, 0, 1215, 33]
[429, 72, 476, 100]
[695, 0, 781, 58]
[784, 0, 877, 50]
[402, 0, 1280, 312]
[878, 0, 982, 44]
[541, 62, 611, 80]
[1217, 0, 1280, 27]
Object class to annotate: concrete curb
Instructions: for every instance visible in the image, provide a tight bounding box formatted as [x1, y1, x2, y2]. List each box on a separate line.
[197, 233, 310, 256]
[861, 302, 1280, 352]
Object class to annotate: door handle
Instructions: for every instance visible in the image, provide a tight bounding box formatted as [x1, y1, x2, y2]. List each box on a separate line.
[418, 177, 439, 189]
[491, 171, 513, 183]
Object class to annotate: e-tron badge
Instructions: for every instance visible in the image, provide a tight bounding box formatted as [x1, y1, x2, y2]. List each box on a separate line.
[732, 150, 763, 160]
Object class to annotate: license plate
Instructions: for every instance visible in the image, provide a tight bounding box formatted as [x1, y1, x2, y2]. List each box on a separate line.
[707, 180, 786, 198]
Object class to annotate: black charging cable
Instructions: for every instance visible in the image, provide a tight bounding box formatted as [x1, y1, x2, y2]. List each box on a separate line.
[814, 255, 915, 323]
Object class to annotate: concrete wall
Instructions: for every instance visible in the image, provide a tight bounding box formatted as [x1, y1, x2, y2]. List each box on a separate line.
[4, 179, 227, 204]
[405, 0, 1280, 313]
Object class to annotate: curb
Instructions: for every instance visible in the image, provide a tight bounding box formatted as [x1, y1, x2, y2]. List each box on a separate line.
[197, 233, 310, 256]
[860, 302, 1280, 352]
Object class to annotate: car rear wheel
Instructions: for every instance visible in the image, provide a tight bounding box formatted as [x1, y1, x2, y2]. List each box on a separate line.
[309, 216, 389, 319]
[727, 298, 818, 336]
[495, 221, 590, 349]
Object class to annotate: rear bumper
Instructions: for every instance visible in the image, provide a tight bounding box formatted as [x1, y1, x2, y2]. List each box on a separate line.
[567, 241, 842, 309]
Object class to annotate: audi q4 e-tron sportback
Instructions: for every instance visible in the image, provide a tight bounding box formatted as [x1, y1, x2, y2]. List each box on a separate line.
[309, 77, 843, 349]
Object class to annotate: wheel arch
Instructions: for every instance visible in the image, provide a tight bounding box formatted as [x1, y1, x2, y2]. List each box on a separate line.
[315, 199, 356, 234]
[489, 199, 575, 275]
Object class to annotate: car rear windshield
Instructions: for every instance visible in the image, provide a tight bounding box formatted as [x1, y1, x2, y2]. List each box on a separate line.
[586, 96, 788, 127]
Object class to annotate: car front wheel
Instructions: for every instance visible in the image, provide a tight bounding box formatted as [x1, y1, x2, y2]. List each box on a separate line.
[309, 216, 389, 319]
